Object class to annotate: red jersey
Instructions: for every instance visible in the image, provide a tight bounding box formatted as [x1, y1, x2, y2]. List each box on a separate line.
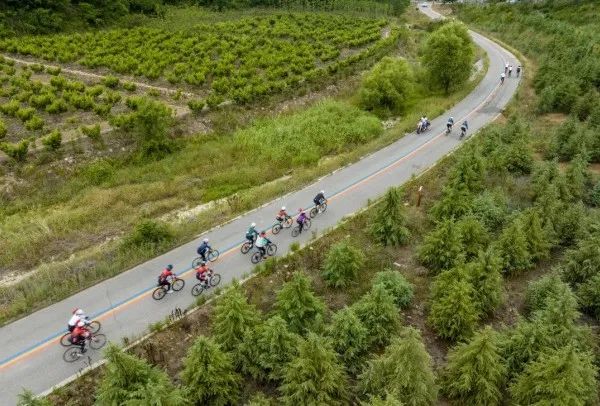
[160, 269, 173, 281]
[278, 209, 287, 217]
[196, 265, 210, 279]
[71, 325, 89, 339]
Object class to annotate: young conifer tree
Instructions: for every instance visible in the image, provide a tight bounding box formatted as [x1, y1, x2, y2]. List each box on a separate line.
[353, 283, 401, 347]
[327, 306, 369, 372]
[369, 187, 411, 246]
[322, 240, 365, 288]
[495, 217, 532, 275]
[275, 272, 326, 335]
[213, 283, 261, 352]
[417, 219, 464, 274]
[465, 249, 503, 315]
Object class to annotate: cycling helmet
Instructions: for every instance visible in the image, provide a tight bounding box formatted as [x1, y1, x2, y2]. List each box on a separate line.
[77, 321, 85, 327]
[166, 264, 173, 270]
[200, 261, 206, 266]
[450, 116, 454, 121]
[281, 206, 286, 210]
[75, 309, 84, 316]
[260, 231, 266, 236]
[320, 190, 325, 194]
[251, 222, 256, 227]
[203, 238, 209, 242]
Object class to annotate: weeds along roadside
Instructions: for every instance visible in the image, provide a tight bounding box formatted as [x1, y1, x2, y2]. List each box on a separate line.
[0, 14, 488, 325]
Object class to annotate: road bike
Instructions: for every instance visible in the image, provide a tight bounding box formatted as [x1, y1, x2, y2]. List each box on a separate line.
[192, 248, 220, 267]
[191, 270, 222, 296]
[241, 234, 258, 254]
[272, 215, 293, 234]
[60, 319, 101, 347]
[62, 333, 107, 362]
[251, 243, 277, 264]
[291, 218, 311, 237]
[310, 200, 327, 218]
[416, 121, 430, 134]
[152, 276, 185, 300]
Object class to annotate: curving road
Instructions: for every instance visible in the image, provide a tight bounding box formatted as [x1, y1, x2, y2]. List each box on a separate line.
[0, 5, 520, 404]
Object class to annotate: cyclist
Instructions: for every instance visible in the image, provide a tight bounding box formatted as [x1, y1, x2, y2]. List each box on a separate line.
[516, 65, 521, 77]
[313, 190, 326, 207]
[504, 62, 509, 74]
[246, 222, 259, 245]
[460, 120, 469, 138]
[297, 208, 308, 233]
[195, 261, 211, 287]
[255, 231, 271, 259]
[197, 238, 211, 262]
[67, 308, 87, 333]
[157, 264, 175, 293]
[508, 65, 513, 77]
[446, 117, 454, 133]
[276, 206, 288, 222]
[500, 72, 506, 85]
[70, 320, 90, 352]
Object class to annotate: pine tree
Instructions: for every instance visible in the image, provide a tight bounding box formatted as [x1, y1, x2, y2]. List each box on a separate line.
[275, 272, 325, 335]
[370, 187, 411, 247]
[565, 153, 591, 201]
[279, 333, 349, 406]
[519, 208, 554, 262]
[256, 315, 300, 381]
[533, 182, 562, 231]
[95, 344, 185, 406]
[417, 219, 464, 274]
[442, 326, 507, 405]
[213, 283, 261, 352]
[524, 273, 569, 315]
[428, 273, 480, 341]
[372, 270, 414, 309]
[17, 390, 52, 406]
[361, 392, 405, 406]
[358, 327, 437, 405]
[353, 283, 401, 347]
[448, 146, 486, 193]
[322, 240, 365, 288]
[577, 273, 600, 321]
[181, 336, 241, 406]
[327, 306, 369, 371]
[430, 183, 473, 221]
[509, 347, 598, 405]
[494, 217, 532, 275]
[561, 234, 600, 286]
[456, 215, 490, 260]
[247, 392, 273, 406]
[464, 249, 503, 315]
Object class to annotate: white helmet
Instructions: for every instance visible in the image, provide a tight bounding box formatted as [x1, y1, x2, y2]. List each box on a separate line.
[203, 238, 209, 243]
[77, 321, 85, 327]
[281, 206, 286, 210]
[251, 222, 256, 227]
[450, 116, 454, 121]
[75, 309, 84, 316]
[320, 190, 325, 194]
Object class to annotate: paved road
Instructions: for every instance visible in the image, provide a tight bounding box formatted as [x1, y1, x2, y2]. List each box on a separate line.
[0, 5, 520, 404]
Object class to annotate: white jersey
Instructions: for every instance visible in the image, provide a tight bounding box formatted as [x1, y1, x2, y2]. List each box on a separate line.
[68, 314, 82, 327]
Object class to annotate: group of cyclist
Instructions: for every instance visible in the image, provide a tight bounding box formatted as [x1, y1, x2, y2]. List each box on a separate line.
[501, 62, 521, 84]
[417, 115, 468, 138]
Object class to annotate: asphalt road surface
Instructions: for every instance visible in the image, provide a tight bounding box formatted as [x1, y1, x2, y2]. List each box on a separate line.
[0, 4, 521, 404]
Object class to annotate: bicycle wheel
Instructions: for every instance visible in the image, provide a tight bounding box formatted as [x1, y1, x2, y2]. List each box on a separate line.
[191, 283, 205, 296]
[89, 334, 107, 350]
[63, 347, 82, 363]
[152, 287, 166, 301]
[291, 226, 300, 237]
[267, 243, 277, 256]
[210, 273, 221, 287]
[251, 252, 262, 264]
[172, 278, 185, 292]
[241, 241, 253, 254]
[60, 333, 72, 347]
[284, 217, 293, 228]
[309, 207, 318, 218]
[191, 257, 203, 268]
[87, 320, 101, 334]
[272, 223, 282, 235]
[320, 202, 327, 213]
[207, 249, 219, 262]
[304, 218, 312, 229]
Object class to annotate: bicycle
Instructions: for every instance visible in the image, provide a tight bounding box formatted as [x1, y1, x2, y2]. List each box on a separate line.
[310, 200, 328, 218]
[152, 276, 185, 300]
[191, 270, 222, 296]
[445, 123, 452, 135]
[460, 127, 467, 139]
[291, 218, 312, 237]
[192, 248, 220, 267]
[241, 234, 258, 254]
[272, 215, 293, 234]
[62, 333, 107, 362]
[251, 243, 277, 264]
[60, 320, 102, 347]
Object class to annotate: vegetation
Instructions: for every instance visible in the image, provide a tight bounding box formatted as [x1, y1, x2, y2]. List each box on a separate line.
[369, 187, 411, 246]
[359, 56, 414, 116]
[322, 240, 365, 288]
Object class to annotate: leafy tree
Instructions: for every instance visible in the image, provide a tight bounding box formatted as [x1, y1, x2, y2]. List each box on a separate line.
[322, 240, 365, 288]
[181, 336, 241, 406]
[358, 327, 437, 405]
[275, 272, 325, 335]
[279, 333, 348, 406]
[428, 271, 480, 341]
[519, 208, 554, 262]
[456, 215, 489, 260]
[442, 326, 507, 406]
[494, 217, 532, 275]
[213, 283, 261, 352]
[372, 270, 414, 309]
[430, 183, 473, 221]
[417, 219, 464, 274]
[353, 283, 401, 347]
[95, 344, 185, 406]
[359, 57, 414, 116]
[464, 249, 503, 315]
[327, 307, 369, 371]
[422, 22, 474, 94]
[17, 390, 52, 406]
[370, 187, 411, 246]
[509, 347, 598, 405]
[577, 273, 600, 320]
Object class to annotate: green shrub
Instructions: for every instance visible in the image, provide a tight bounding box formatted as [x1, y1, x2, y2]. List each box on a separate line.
[353, 283, 401, 347]
[46, 66, 61, 76]
[369, 187, 410, 246]
[101, 75, 120, 88]
[188, 99, 206, 114]
[80, 124, 101, 140]
[418, 219, 464, 274]
[327, 307, 369, 372]
[577, 273, 600, 321]
[465, 250, 503, 315]
[0, 118, 7, 138]
[0, 139, 29, 161]
[45, 98, 68, 114]
[123, 81, 137, 92]
[82, 159, 114, 185]
[524, 273, 569, 315]
[24, 115, 44, 131]
[322, 240, 365, 288]
[371, 270, 413, 309]
[495, 217, 532, 275]
[589, 181, 600, 207]
[16, 107, 35, 122]
[213, 283, 260, 352]
[41, 129, 62, 151]
[456, 215, 489, 260]
[0, 100, 20, 116]
[275, 272, 325, 335]
[124, 219, 173, 248]
[358, 56, 414, 116]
